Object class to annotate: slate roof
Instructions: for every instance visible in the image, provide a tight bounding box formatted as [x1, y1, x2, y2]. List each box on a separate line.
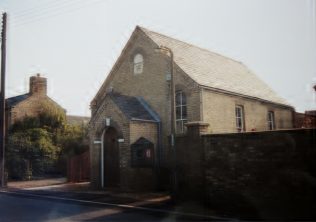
[67, 115, 90, 125]
[109, 93, 158, 122]
[139, 26, 291, 107]
[6, 93, 29, 107]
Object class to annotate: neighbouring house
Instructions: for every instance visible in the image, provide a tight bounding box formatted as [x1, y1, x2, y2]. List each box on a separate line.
[67, 115, 90, 126]
[5, 74, 66, 130]
[89, 26, 294, 190]
[295, 111, 316, 128]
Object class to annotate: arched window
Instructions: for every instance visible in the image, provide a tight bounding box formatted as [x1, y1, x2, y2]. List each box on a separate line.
[133, 54, 143, 74]
[176, 91, 187, 133]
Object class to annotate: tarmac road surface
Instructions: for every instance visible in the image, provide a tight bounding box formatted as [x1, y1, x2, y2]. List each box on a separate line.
[0, 191, 229, 221]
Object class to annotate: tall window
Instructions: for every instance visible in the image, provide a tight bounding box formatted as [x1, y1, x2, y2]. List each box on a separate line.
[235, 105, 245, 132]
[268, 111, 275, 130]
[133, 54, 143, 74]
[176, 91, 187, 133]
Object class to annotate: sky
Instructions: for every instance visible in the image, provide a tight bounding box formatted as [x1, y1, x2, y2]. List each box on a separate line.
[0, 0, 315, 116]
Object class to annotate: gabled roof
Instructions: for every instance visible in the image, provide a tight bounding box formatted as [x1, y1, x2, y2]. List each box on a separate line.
[6, 93, 66, 114]
[109, 93, 158, 122]
[139, 26, 291, 107]
[6, 93, 29, 108]
[67, 115, 90, 125]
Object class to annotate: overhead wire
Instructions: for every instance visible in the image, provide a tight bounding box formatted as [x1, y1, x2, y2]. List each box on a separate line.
[6, 0, 104, 28]
[7, 0, 75, 18]
[11, 0, 102, 26]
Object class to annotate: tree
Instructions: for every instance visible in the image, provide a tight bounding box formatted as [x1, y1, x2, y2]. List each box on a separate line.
[56, 123, 89, 174]
[38, 100, 66, 131]
[6, 100, 66, 180]
[6, 128, 59, 179]
[6, 100, 89, 180]
[10, 100, 66, 133]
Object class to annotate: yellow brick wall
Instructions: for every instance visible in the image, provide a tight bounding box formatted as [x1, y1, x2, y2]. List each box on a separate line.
[93, 29, 201, 147]
[89, 96, 129, 188]
[89, 96, 158, 190]
[201, 88, 294, 133]
[130, 121, 157, 145]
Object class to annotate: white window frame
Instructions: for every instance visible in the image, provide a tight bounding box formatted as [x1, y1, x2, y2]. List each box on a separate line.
[235, 105, 245, 132]
[176, 91, 187, 134]
[268, 111, 275, 130]
[133, 54, 143, 74]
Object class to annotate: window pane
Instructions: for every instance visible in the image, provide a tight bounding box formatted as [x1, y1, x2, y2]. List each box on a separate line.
[268, 111, 275, 130]
[181, 93, 186, 105]
[134, 63, 143, 74]
[134, 54, 143, 63]
[175, 91, 187, 133]
[235, 106, 244, 132]
[237, 118, 242, 128]
[235, 107, 240, 117]
[176, 92, 181, 105]
[134, 54, 143, 74]
[176, 107, 181, 120]
[182, 106, 187, 119]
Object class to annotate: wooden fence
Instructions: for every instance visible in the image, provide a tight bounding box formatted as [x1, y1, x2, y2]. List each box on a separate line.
[67, 150, 90, 182]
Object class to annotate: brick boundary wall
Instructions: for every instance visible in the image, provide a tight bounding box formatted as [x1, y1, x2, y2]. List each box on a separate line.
[175, 125, 316, 220]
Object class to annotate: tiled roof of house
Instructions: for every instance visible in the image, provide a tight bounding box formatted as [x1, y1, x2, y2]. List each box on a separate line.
[139, 26, 291, 107]
[6, 93, 29, 108]
[109, 93, 158, 122]
[67, 115, 90, 125]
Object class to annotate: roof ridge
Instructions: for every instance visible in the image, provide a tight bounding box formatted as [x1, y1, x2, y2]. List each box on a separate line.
[137, 26, 244, 65]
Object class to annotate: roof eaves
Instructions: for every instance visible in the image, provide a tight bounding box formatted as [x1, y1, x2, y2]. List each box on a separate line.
[130, 118, 158, 123]
[6, 93, 30, 107]
[200, 84, 294, 110]
[136, 97, 161, 122]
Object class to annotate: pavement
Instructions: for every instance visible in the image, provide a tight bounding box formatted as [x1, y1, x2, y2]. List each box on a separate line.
[7, 177, 67, 189]
[1, 177, 232, 221]
[5, 178, 171, 209]
[7, 178, 171, 204]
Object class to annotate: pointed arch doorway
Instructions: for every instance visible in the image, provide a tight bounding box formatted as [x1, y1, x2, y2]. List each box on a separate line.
[102, 127, 120, 187]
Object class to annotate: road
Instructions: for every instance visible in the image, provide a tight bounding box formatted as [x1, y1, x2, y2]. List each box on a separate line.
[0, 192, 172, 221]
[0, 192, 223, 221]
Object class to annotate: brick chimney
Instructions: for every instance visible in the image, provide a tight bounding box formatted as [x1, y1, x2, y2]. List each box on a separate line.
[29, 74, 47, 96]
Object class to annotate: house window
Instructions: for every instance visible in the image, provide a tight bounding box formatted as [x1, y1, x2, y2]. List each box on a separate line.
[235, 105, 245, 132]
[133, 54, 143, 74]
[176, 91, 187, 133]
[268, 111, 275, 130]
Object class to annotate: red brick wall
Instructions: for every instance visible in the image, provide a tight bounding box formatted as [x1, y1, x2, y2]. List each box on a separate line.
[294, 112, 316, 128]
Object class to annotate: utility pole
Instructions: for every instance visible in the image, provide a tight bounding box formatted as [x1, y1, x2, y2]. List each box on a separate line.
[0, 12, 7, 188]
